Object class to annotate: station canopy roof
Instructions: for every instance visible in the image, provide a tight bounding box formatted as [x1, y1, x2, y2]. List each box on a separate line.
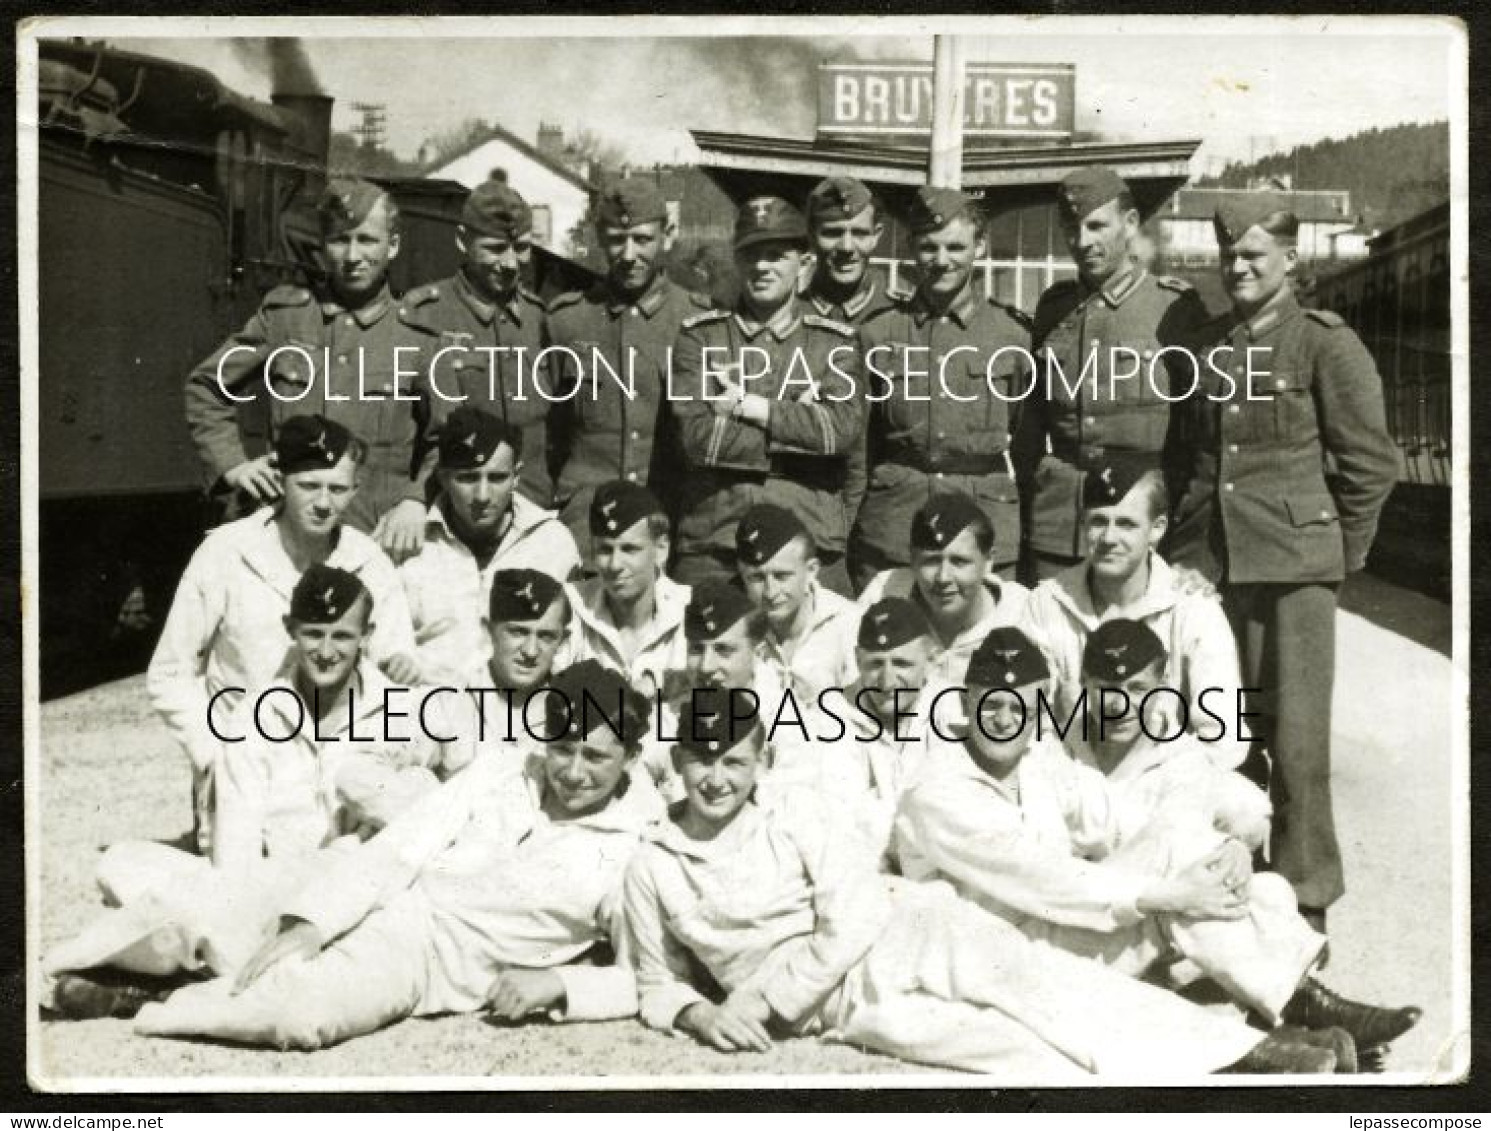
[689, 130, 1202, 219]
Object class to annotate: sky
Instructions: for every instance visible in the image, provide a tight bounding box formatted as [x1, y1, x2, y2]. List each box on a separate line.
[80, 16, 1461, 176]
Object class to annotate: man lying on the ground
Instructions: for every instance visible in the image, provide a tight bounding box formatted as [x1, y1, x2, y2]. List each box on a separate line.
[894, 625, 1421, 1067]
[400, 405, 580, 685]
[148, 413, 418, 854]
[622, 689, 1341, 1075]
[55, 662, 662, 1048]
[858, 492, 1028, 683]
[1019, 459, 1245, 766]
[42, 567, 468, 1013]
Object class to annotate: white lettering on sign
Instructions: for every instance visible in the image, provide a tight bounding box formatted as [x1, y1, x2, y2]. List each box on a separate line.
[818, 62, 1074, 138]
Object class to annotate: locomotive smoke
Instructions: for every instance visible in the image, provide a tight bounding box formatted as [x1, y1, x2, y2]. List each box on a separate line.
[231, 37, 324, 96]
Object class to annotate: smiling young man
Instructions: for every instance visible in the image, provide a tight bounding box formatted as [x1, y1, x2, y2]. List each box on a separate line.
[147, 414, 418, 854]
[849, 185, 1030, 590]
[670, 195, 863, 595]
[548, 178, 712, 546]
[116, 661, 664, 1049]
[399, 176, 554, 515]
[858, 492, 1028, 683]
[1020, 458, 1245, 766]
[399, 405, 580, 683]
[1165, 197, 1399, 939]
[622, 682, 1324, 1076]
[184, 179, 438, 555]
[1012, 166, 1210, 584]
[565, 480, 691, 698]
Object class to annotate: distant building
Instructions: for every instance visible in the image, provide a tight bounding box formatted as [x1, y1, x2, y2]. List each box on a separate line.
[1157, 183, 1373, 266]
[427, 125, 592, 256]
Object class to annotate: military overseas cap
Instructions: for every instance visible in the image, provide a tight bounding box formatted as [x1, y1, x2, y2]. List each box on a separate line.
[595, 177, 668, 229]
[317, 177, 386, 236]
[734, 195, 809, 251]
[589, 480, 665, 538]
[735, 504, 811, 567]
[275, 414, 355, 476]
[907, 185, 976, 236]
[1056, 166, 1129, 222]
[911, 491, 988, 552]
[1082, 454, 1154, 511]
[462, 177, 533, 240]
[543, 659, 651, 746]
[1213, 193, 1292, 246]
[290, 564, 369, 625]
[967, 626, 1050, 691]
[684, 579, 755, 643]
[806, 176, 874, 225]
[489, 568, 563, 624]
[1083, 618, 1167, 683]
[438, 405, 521, 469]
[858, 598, 931, 652]
[676, 685, 762, 759]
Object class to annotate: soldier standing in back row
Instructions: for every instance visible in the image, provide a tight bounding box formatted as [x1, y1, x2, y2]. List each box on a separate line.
[1013, 166, 1210, 584]
[398, 177, 554, 519]
[184, 177, 435, 558]
[547, 177, 713, 550]
[670, 196, 863, 594]
[849, 186, 1029, 591]
[1165, 197, 1398, 939]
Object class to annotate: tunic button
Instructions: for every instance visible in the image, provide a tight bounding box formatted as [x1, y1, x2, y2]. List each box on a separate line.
[1228, 443, 1238, 454]
[936, 430, 946, 440]
[1084, 416, 1096, 426]
[344, 317, 354, 327]
[630, 307, 639, 317]
[935, 472, 945, 480]
[626, 471, 638, 482]
[1228, 405, 1241, 415]
[630, 430, 640, 440]
[336, 354, 347, 364]
[1224, 482, 1235, 492]
[939, 316, 948, 324]
[1275, 378, 1287, 390]
[1320, 509, 1331, 519]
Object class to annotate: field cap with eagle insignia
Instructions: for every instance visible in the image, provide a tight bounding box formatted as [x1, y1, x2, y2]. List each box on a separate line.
[489, 568, 562, 623]
[675, 685, 761, 759]
[1056, 166, 1129, 222]
[734, 195, 809, 251]
[1213, 193, 1292, 246]
[911, 491, 987, 552]
[684, 579, 755, 642]
[967, 626, 1049, 690]
[589, 480, 665, 538]
[438, 405, 521, 469]
[806, 176, 874, 226]
[1081, 454, 1153, 510]
[735, 504, 811, 566]
[544, 659, 651, 746]
[907, 185, 976, 236]
[289, 564, 369, 624]
[275, 414, 354, 476]
[462, 177, 533, 241]
[317, 177, 385, 236]
[857, 597, 930, 652]
[595, 177, 669, 229]
[1082, 618, 1167, 683]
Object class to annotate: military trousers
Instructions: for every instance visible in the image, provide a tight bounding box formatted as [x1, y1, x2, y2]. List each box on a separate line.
[1223, 581, 1344, 911]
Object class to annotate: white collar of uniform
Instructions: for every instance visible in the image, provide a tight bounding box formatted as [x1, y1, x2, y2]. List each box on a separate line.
[1047, 551, 1179, 625]
[847, 674, 957, 743]
[570, 573, 691, 649]
[259, 654, 393, 739]
[1072, 729, 1210, 785]
[646, 794, 767, 861]
[424, 492, 551, 555]
[235, 510, 382, 598]
[517, 753, 666, 835]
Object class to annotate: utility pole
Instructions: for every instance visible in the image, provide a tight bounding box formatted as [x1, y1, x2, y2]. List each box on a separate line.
[929, 36, 966, 188]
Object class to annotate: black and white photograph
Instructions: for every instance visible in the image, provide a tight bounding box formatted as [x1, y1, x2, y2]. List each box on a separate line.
[19, 14, 1468, 1091]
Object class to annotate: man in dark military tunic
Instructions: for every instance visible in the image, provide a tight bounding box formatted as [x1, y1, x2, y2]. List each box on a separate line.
[397, 177, 554, 515]
[547, 177, 711, 550]
[670, 196, 863, 594]
[184, 177, 435, 556]
[849, 186, 1029, 591]
[1166, 196, 1399, 936]
[1013, 166, 1210, 583]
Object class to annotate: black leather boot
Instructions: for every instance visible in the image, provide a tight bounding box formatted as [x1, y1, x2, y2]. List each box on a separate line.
[1222, 1028, 1338, 1074]
[1282, 978, 1422, 1049]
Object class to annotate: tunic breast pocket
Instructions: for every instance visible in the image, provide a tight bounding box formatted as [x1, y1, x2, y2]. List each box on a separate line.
[359, 377, 411, 446]
[971, 356, 1011, 438]
[266, 342, 319, 413]
[1262, 370, 1320, 445]
[883, 352, 930, 433]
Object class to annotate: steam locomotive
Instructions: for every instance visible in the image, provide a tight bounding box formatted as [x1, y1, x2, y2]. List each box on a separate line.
[35, 39, 594, 697]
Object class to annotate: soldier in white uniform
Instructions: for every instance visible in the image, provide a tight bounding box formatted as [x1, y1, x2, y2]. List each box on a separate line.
[622, 690, 1336, 1075]
[147, 415, 418, 853]
[399, 405, 580, 685]
[565, 481, 690, 698]
[895, 625, 1418, 1063]
[1020, 459, 1246, 766]
[128, 662, 664, 1049]
[734, 504, 859, 701]
[858, 492, 1028, 683]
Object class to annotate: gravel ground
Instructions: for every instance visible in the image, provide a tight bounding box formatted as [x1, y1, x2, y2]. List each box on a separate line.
[29, 610, 1466, 1090]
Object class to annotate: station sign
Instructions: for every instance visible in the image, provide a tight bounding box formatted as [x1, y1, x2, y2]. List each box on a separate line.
[818, 61, 1075, 142]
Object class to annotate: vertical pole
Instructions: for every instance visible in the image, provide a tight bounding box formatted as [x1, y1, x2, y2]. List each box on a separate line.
[929, 36, 966, 189]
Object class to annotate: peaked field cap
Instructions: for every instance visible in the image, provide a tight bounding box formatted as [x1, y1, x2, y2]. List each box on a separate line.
[734, 195, 809, 250]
